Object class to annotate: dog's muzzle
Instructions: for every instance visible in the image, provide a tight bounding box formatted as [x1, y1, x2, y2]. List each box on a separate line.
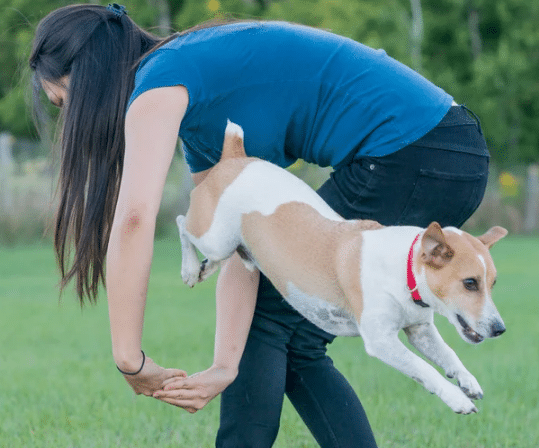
[489, 319, 506, 338]
[456, 314, 484, 343]
[456, 314, 506, 343]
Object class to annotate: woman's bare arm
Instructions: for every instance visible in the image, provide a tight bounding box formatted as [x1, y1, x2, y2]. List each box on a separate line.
[154, 170, 260, 412]
[106, 85, 189, 393]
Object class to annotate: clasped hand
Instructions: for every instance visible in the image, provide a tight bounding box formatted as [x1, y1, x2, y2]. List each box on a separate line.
[121, 357, 236, 414]
[153, 365, 238, 413]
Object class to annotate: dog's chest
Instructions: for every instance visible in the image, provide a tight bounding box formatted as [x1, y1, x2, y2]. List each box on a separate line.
[285, 283, 360, 336]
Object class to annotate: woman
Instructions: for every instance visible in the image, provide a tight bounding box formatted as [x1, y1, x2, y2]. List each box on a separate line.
[30, 4, 489, 448]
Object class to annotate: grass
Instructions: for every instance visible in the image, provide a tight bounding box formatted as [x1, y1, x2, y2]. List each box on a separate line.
[0, 235, 538, 447]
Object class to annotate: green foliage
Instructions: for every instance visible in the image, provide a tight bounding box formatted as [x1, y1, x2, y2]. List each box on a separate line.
[172, 0, 262, 30]
[265, 0, 410, 60]
[0, 0, 171, 137]
[467, 1, 539, 165]
[0, 0, 537, 163]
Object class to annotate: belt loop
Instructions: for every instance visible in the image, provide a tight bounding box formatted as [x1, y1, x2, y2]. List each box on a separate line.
[460, 104, 484, 136]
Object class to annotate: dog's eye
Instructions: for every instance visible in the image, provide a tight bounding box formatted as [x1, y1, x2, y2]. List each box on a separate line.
[463, 278, 479, 291]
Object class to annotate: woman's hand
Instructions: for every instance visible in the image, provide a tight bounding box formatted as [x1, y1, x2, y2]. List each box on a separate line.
[152, 364, 238, 413]
[151, 254, 258, 413]
[120, 355, 187, 397]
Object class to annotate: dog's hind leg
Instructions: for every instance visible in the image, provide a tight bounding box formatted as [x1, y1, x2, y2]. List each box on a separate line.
[177, 209, 245, 286]
[176, 215, 206, 287]
[199, 258, 221, 281]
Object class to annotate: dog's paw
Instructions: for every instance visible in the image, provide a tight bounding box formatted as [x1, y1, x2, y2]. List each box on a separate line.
[181, 261, 202, 288]
[182, 259, 219, 286]
[453, 399, 478, 415]
[182, 269, 201, 288]
[440, 382, 478, 414]
[456, 371, 483, 400]
[199, 259, 220, 281]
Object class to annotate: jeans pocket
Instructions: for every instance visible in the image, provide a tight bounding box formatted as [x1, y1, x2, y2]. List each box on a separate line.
[342, 158, 379, 206]
[395, 169, 487, 228]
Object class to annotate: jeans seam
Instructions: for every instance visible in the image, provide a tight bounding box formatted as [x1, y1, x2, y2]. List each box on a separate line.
[289, 367, 341, 448]
[351, 161, 378, 207]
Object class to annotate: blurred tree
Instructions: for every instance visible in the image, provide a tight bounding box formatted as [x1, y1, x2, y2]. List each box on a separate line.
[264, 0, 410, 61]
[466, 0, 539, 165]
[419, 0, 539, 165]
[408, 0, 424, 72]
[0, 0, 48, 137]
[0, 0, 536, 164]
[172, 0, 262, 30]
[0, 0, 180, 139]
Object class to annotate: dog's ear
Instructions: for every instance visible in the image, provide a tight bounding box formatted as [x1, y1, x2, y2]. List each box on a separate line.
[477, 226, 508, 249]
[420, 222, 454, 269]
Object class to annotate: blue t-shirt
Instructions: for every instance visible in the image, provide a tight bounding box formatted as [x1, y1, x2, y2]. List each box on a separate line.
[128, 21, 453, 173]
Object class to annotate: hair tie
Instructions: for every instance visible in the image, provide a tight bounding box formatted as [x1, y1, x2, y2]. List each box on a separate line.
[107, 3, 128, 19]
[116, 350, 145, 376]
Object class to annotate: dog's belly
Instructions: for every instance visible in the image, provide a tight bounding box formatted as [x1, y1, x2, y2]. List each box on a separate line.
[285, 282, 360, 336]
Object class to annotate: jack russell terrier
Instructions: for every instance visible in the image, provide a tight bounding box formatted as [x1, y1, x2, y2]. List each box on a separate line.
[176, 121, 507, 414]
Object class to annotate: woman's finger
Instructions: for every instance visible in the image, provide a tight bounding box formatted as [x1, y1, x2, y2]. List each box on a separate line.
[161, 376, 187, 388]
[160, 378, 193, 391]
[164, 368, 188, 378]
[159, 370, 188, 389]
[154, 387, 202, 400]
[165, 374, 204, 389]
[162, 374, 204, 390]
[157, 396, 202, 413]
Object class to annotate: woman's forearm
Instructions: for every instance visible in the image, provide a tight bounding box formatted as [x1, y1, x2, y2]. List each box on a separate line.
[106, 211, 156, 372]
[213, 253, 260, 374]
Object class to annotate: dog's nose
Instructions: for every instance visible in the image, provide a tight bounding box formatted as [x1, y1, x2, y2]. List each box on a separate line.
[490, 321, 506, 337]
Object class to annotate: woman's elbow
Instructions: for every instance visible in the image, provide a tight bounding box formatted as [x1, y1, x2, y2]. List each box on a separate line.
[113, 207, 157, 239]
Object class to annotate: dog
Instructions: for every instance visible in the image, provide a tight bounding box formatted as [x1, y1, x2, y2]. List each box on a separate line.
[176, 120, 507, 414]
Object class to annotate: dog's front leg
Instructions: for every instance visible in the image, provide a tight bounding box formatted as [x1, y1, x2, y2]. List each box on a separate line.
[360, 322, 478, 414]
[404, 322, 483, 400]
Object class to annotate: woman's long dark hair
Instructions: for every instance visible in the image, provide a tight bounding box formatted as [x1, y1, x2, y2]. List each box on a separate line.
[29, 4, 163, 305]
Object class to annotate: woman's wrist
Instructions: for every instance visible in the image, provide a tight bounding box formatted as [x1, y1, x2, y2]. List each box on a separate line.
[211, 362, 238, 382]
[115, 349, 145, 374]
[116, 350, 145, 375]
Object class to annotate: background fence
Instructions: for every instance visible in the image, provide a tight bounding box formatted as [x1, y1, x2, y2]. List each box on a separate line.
[0, 131, 538, 246]
[1, 0, 538, 245]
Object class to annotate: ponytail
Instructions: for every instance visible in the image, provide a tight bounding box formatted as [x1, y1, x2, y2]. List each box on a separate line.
[30, 5, 162, 305]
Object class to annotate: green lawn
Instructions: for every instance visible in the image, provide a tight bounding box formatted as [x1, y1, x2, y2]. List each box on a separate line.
[0, 235, 538, 447]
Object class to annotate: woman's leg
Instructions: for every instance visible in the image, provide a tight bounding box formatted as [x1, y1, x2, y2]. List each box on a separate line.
[285, 320, 378, 448]
[216, 332, 288, 448]
[216, 276, 303, 448]
[271, 172, 383, 448]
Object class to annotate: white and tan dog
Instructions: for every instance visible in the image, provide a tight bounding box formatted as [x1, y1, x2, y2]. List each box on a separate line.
[177, 121, 507, 414]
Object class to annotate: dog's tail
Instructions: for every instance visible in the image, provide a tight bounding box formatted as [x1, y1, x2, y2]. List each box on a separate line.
[221, 120, 247, 160]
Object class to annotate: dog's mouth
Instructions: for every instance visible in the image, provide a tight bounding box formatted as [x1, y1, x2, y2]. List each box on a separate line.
[456, 314, 484, 344]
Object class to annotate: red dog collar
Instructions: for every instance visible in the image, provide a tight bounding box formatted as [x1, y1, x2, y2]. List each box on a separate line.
[407, 234, 430, 308]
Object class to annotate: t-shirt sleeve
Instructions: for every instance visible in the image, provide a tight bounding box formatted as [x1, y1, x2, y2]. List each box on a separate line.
[127, 48, 215, 173]
[181, 140, 215, 173]
[126, 48, 201, 112]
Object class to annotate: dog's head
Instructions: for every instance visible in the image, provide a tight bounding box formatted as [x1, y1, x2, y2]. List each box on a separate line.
[416, 222, 507, 344]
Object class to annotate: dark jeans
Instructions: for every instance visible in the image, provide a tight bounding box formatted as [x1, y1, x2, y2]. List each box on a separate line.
[216, 106, 489, 448]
